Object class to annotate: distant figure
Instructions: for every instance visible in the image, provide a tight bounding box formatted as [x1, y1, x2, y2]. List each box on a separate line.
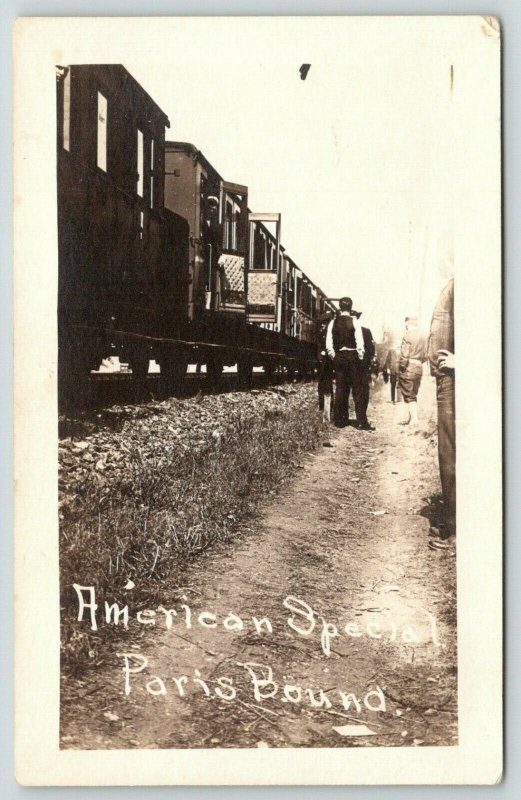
[398, 316, 427, 426]
[427, 277, 455, 548]
[299, 64, 311, 80]
[326, 297, 372, 430]
[317, 311, 335, 424]
[370, 355, 380, 389]
[383, 346, 402, 403]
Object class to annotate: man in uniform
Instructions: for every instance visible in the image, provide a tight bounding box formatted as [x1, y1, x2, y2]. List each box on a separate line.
[398, 316, 427, 426]
[326, 297, 372, 430]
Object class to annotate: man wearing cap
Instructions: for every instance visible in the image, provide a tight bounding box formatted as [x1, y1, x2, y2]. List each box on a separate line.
[326, 297, 372, 430]
[398, 316, 427, 426]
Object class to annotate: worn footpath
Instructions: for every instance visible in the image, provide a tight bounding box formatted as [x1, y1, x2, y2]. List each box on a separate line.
[61, 379, 457, 749]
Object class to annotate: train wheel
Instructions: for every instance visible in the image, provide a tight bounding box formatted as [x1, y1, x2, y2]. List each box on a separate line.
[285, 363, 298, 383]
[159, 351, 186, 398]
[58, 355, 91, 411]
[263, 361, 275, 383]
[297, 362, 310, 382]
[58, 335, 95, 411]
[237, 358, 253, 389]
[206, 354, 223, 388]
[128, 346, 151, 401]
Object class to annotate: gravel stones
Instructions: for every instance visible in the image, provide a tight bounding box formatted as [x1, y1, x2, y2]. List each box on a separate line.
[58, 385, 308, 513]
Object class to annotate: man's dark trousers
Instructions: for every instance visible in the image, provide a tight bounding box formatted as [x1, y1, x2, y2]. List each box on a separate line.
[437, 372, 456, 532]
[390, 372, 398, 402]
[334, 351, 366, 426]
[361, 367, 371, 418]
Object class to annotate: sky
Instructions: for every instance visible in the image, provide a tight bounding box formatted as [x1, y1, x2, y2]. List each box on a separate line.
[120, 17, 463, 339]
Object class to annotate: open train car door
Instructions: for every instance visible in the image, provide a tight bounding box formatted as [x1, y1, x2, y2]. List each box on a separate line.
[218, 180, 249, 314]
[247, 212, 282, 329]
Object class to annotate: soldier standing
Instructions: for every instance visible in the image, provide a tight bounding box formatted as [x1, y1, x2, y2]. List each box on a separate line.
[398, 316, 427, 426]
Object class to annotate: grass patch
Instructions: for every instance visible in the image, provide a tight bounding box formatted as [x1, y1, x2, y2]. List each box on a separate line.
[60, 387, 324, 673]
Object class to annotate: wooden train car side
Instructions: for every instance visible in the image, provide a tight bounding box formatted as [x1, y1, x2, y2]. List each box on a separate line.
[56, 64, 335, 407]
[56, 64, 189, 403]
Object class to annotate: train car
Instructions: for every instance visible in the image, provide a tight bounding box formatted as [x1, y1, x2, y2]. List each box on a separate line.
[164, 142, 249, 320]
[56, 64, 189, 404]
[163, 142, 256, 384]
[164, 143, 322, 384]
[246, 219, 328, 375]
[56, 63, 333, 406]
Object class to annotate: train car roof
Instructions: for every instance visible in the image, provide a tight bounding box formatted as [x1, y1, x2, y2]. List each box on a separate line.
[165, 141, 223, 181]
[165, 143, 333, 301]
[63, 64, 170, 127]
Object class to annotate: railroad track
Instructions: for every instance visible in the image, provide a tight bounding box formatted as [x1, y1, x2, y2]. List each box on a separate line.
[66, 368, 306, 411]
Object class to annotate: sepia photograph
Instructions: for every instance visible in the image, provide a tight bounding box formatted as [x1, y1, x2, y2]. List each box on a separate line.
[14, 14, 502, 785]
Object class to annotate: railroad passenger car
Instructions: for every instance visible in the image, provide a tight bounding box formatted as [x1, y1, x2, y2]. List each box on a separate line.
[56, 64, 334, 407]
[164, 143, 328, 384]
[56, 64, 189, 403]
[164, 142, 257, 384]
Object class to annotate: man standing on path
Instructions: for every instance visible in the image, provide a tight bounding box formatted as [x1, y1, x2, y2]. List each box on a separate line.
[398, 316, 427, 426]
[384, 344, 402, 403]
[427, 277, 456, 549]
[326, 297, 372, 430]
[354, 313, 376, 428]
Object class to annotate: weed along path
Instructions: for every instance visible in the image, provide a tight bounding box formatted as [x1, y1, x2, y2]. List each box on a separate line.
[61, 381, 457, 749]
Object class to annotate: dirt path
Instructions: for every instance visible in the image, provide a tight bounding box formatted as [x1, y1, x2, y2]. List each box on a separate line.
[62, 380, 457, 749]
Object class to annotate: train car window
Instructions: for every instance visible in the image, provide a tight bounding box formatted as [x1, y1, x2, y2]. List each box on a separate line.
[62, 69, 71, 151]
[261, 230, 267, 269]
[139, 210, 144, 240]
[225, 200, 233, 249]
[137, 129, 144, 197]
[97, 92, 107, 171]
[200, 173, 207, 235]
[150, 139, 155, 208]
[232, 202, 240, 250]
